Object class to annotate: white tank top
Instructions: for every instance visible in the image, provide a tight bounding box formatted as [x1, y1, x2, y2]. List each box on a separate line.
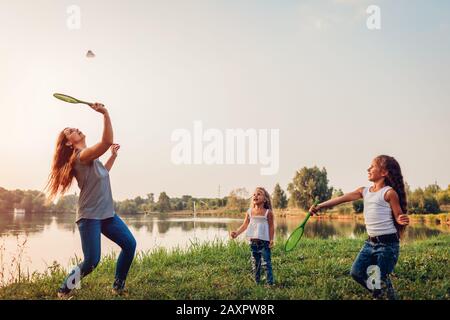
[245, 208, 270, 241]
[363, 186, 398, 237]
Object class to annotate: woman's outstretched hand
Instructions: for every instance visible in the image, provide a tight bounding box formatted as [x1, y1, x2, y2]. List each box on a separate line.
[111, 144, 120, 157]
[230, 231, 238, 239]
[90, 102, 108, 114]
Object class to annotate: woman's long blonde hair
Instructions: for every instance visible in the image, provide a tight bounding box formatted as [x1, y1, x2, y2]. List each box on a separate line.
[45, 129, 78, 201]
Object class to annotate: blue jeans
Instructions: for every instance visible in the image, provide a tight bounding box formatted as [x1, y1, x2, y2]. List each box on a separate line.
[250, 239, 274, 285]
[60, 214, 136, 293]
[350, 239, 400, 299]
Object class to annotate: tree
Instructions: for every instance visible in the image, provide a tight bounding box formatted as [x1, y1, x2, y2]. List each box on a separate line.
[19, 194, 34, 213]
[408, 187, 440, 214]
[115, 199, 139, 214]
[332, 189, 344, 198]
[437, 185, 450, 206]
[138, 202, 151, 214]
[157, 192, 171, 212]
[408, 188, 424, 213]
[0, 187, 11, 212]
[182, 195, 192, 202]
[353, 199, 364, 213]
[175, 201, 184, 211]
[423, 196, 440, 214]
[55, 194, 78, 213]
[31, 192, 46, 213]
[0, 188, 51, 213]
[287, 196, 295, 208]
[287, 166, 333, 210]
[134, 196, 145, 207]
[11, 189, 24, 207]
[209, 199, 218, 208]
[219, 197, 227, 207]
[424, 184, 440, 196]
[146, 193, 155, 204]
[272, 183, 287, 209]
[226, 188, 249, 212]
[181, 195, 193, 210]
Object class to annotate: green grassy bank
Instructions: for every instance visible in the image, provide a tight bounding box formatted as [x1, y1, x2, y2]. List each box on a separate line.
[1, 235, 448, 300]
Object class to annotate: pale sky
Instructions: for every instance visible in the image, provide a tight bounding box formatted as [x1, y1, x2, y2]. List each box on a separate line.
[1, 0, 449, 200]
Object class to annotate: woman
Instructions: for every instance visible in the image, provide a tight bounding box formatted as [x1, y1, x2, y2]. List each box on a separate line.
[46, 102, 136, 297]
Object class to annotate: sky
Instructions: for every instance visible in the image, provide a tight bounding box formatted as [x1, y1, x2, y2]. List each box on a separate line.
[0, 0, 449, 200]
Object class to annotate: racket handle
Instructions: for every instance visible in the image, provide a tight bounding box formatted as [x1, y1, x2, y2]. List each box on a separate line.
[302, 211, 312, 226]
[311, 199, 320, 211]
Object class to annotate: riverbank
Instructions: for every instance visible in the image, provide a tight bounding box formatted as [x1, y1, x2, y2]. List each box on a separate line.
[1, 235, 448, 300]
[152, 209, 450, 226]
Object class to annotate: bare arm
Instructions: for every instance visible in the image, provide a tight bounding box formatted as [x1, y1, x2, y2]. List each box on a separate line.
[310, 187, 364, 215]
[385, 189, 410, 225]
[104, 144, 120, 172]
[231, 212, 250, 238]
[80, 103, 113, 164]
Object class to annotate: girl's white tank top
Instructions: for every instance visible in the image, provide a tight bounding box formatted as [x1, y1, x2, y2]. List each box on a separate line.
[363, 186, 398, 237]
[245, 208, 270, 241]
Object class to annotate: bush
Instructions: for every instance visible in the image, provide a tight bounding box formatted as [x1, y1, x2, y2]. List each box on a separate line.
[425, 215, 439, 224]
[423, 197, 440, 214]
[408, 188, 441, 214]
[337, 206, 352, 215]
[352, 200, 364, 213]
[437, 214, 449, 225]
[437, 191, 450, 206]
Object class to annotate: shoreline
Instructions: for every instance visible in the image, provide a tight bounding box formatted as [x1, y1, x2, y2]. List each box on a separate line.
[2, 210, 448, 225]
[142, 210, 450, 226]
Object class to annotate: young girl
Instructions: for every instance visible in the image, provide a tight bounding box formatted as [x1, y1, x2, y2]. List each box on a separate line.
[46, 102, 136, 297]
[310, 155, 409, 299]
[231, 187, 275, 285]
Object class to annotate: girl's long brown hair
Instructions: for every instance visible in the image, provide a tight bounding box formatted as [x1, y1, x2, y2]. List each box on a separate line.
[375, 155, 408, 237]
[46, 130, 78, 201]
[251, 187, 273, 210]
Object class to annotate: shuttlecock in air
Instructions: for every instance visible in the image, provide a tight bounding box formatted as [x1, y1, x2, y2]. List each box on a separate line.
[86, 50, 96, 58]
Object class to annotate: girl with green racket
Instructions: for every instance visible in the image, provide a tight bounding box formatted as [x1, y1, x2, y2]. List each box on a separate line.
[46, 101, 136, 297]
[231, 187, 275, 285]
[309, 155, 409, 299]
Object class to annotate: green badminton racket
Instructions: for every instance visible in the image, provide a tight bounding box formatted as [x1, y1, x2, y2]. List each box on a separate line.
[53, 93, 92, 106]
[284, 199, 320, 252]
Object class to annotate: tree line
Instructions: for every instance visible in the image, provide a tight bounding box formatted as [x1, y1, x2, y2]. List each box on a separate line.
[1, 167, 449, 214]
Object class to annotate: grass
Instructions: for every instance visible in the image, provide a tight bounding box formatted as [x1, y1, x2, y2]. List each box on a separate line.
[0, 235, 448, 300]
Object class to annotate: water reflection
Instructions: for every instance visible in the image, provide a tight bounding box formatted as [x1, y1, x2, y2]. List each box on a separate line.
[1, 213, 448, 241]
[0, 212, 77, 236]
[0, 212, 448, 278]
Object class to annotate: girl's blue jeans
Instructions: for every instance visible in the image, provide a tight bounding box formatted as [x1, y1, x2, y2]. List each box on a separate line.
[250, 239, 274, 285]
[60, 214, 136, 293]
[350, 239, 400, 299]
